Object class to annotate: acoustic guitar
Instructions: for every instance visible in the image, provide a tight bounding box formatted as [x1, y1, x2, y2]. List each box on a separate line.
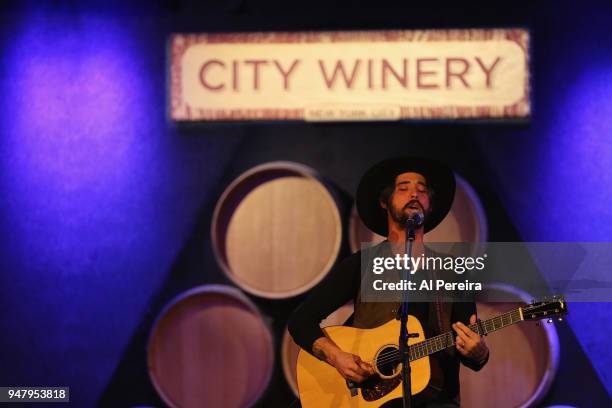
[296, 296, 567, 407]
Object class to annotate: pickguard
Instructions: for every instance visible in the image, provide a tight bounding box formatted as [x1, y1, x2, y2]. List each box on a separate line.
[360, 375, 402, 402]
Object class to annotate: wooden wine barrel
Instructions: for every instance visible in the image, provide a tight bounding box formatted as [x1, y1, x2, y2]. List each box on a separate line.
[460, 284, 560, 408]
[148, 285, 274, 408]
[281, 302, 355, 396]
[212, 162, 342, 299]
[349, 174, 487, 251]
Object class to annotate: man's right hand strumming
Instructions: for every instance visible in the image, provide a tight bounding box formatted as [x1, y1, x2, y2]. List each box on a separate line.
[312, 337, 375, 383]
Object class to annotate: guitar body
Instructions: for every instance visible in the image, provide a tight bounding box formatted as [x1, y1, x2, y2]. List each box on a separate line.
[297, 316, 430, 408]
[296, 296, 568, 407]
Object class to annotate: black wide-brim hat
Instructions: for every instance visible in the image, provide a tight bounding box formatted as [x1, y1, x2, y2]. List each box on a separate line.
[356, 157, 456, 236]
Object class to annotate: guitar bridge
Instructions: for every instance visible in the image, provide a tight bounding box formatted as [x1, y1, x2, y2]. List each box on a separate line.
[346, 380, 358, 397]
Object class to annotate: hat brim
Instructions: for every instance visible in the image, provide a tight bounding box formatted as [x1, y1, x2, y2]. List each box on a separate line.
[356, 157, 456, 236]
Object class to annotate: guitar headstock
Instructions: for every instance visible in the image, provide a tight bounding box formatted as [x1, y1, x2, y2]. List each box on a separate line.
[521, 295, 568, 322]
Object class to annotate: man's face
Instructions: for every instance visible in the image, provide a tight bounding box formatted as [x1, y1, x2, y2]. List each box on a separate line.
[383, 172, 431, 226]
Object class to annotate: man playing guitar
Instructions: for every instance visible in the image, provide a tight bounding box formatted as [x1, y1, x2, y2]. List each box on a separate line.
[289, 157, 489, 407]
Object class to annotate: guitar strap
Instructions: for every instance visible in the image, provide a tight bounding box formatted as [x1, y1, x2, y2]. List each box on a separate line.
[425, 264, 457, 402]
[428, 265, 454, 354]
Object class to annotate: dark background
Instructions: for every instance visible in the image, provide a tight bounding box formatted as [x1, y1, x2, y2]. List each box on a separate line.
[1, 1, 611, 407]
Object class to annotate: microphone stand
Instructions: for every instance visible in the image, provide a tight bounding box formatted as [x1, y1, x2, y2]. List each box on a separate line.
[399, 221, 418, 408]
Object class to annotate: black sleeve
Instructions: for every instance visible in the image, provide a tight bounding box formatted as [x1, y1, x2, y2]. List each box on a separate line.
[451, 301, 489, 371]
[288, 252, 361, 355]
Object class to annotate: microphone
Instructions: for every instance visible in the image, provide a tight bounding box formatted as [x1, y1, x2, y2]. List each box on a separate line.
[405, 211, 424, 229]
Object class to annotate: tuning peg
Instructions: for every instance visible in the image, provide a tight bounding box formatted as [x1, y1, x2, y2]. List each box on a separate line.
[547, 318, 552, 323]
[558, 317, 563, 322]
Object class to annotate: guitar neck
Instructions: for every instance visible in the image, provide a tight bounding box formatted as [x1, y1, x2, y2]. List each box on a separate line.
[409, 307, 523, 362]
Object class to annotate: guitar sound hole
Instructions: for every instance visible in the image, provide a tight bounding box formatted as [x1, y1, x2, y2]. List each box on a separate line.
[375, 346, 400, 377]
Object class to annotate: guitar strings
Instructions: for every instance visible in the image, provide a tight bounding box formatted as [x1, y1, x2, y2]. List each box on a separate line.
[368, 309, 521, 367]
[371, 309, 521, 367]
[371, 309, 521, 366]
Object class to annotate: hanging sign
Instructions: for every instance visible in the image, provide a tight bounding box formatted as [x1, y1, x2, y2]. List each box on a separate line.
[170, 29, 529, 122]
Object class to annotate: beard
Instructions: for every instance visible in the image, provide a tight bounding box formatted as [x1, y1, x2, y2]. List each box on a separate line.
[389, 201, 427, 227]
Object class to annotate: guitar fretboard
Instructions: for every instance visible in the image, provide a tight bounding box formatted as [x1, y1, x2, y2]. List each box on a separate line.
[408, 308, 523, 362]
